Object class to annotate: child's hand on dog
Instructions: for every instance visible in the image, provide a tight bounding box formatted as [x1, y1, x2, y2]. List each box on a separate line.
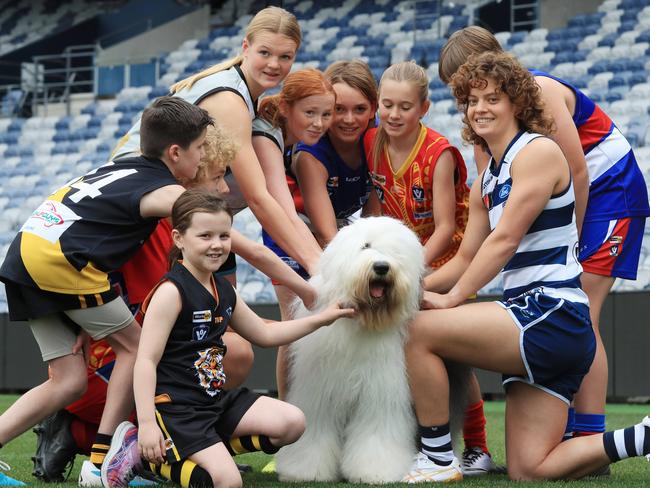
[318, 302, 357, 325]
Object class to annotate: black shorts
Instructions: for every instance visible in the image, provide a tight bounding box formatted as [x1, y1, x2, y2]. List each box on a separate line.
[4, 279, 117, 321]
[155, 387, 259, 461]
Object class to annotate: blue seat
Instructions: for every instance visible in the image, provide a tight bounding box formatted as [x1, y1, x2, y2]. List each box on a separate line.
[605, 91, 623, 103]
[609, 76, 628, 89]
[55, 117, 71, 130]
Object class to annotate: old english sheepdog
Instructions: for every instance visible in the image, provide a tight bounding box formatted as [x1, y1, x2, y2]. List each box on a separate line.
[275, 216, 424, 483]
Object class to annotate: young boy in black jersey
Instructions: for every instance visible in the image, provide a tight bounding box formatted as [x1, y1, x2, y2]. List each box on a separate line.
[0, 96, 212, 481]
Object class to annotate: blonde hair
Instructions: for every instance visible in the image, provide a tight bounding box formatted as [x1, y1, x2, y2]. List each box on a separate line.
[372, 61, 429, 169]
[170, 6, 301, 94]
[325, 60, 378, 111]
[439, 26, 503, 84]
[187, 124, 238, 185]
[258, 68, 334, 135]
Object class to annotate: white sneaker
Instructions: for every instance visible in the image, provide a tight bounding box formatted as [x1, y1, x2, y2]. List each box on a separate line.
[402, 453, 463, 483]
[79, 460, 157, 487]
[79, 460, 102, 487]
[461, 447, 500, 476]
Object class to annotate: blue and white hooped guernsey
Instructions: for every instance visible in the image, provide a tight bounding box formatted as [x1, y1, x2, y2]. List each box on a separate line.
[481, 131, 588, 305]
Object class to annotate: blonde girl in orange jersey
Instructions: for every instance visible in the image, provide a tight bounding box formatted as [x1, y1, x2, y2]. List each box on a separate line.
[363, 61, 469, 270]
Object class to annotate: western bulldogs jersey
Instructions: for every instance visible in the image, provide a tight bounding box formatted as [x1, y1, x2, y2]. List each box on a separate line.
[148, 262, 237, 405]
[112, 65, 256, 160]
[364, 123, 469, 267]
[295, 133, 372, 223]
[530, 69, 650, 222]
[0, 156, 178, 295]
[482, 131, 587, 304]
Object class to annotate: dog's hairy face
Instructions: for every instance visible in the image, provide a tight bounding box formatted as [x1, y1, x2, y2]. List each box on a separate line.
[317, 216, 425, 331]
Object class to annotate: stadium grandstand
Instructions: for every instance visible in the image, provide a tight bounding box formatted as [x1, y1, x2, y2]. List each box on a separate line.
[0, 0, 649, 314]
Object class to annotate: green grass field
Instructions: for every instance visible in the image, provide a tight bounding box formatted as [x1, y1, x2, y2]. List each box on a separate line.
[1, 395, 648, 487]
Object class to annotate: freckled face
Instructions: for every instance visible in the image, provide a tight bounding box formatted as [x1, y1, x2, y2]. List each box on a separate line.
[284, 93, 335, 145]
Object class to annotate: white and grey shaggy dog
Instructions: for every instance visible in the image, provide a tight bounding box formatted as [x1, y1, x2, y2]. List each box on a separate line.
[276, 216, 425, 483]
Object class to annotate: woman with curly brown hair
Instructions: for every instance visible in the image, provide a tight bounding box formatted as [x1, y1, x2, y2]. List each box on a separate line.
[402, 52, 650, 483]
[439, 28, 650, 452]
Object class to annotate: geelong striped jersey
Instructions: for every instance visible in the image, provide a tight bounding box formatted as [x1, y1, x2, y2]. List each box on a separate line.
[482, 131, 587, 304]
[530, 69, 650, 222]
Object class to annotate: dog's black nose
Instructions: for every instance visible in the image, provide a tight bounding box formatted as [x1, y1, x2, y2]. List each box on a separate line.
[373, 261, 389, 275]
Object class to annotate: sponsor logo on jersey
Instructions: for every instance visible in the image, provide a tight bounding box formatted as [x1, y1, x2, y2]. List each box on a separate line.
[21, 200, 81, 243]
[327, 176, 339, 188]
[609, 235, 622, 244]
[414, 211, 433, 220]
[499, 184, 511, 199]
[192, 310, 211, 323]
[345, 176, 361, 182]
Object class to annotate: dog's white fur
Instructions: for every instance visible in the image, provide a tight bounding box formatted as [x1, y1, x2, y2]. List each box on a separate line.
[276, 216, 425, 483]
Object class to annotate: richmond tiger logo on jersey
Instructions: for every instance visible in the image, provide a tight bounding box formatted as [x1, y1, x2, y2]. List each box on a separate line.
[194, 345, 227, 397]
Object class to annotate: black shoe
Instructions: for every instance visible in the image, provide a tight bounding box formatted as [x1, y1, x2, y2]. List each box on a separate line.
[31, 410, 77, 482]
[236, 463, 252, 473]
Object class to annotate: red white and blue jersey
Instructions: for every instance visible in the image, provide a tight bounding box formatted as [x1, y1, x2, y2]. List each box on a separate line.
[482, 131, 587, 304]
[530, 69, 650, 222]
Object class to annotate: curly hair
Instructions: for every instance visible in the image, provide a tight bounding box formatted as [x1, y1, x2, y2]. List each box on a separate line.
[450, 51, 555, 151]
[180, 124, 238, 187]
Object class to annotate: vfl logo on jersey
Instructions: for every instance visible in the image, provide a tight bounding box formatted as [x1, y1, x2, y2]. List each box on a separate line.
[225, 306, 232, 318]
[194, 346, 226, 397]
[192, 310, 211, 323]
[375, 187, 385, 203]
[21, 200, 81, 243]
[327, 176, 339, 188]
[499, 184, 511, 200]
[192, 323, 210, 341]
[412, 185, 425, 202]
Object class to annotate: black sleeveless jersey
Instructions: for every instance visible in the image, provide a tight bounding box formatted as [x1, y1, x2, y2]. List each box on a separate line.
[151, 262, 237, 405]
[0, 156, 178, 296]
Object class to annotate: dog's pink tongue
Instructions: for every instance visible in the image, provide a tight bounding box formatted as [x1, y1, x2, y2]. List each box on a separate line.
[370, 283, 386, 298]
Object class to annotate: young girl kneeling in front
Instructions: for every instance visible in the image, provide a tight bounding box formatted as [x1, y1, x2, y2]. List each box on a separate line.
[102, 190, 355, 488]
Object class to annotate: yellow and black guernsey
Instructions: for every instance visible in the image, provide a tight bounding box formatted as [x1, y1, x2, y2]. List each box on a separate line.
[0, 155, 178, 319]
[144, 261, 237, 405]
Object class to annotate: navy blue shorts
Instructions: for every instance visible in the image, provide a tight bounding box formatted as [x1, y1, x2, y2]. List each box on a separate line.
[261, 230, 310, 285]
[498, 290, 596, 404]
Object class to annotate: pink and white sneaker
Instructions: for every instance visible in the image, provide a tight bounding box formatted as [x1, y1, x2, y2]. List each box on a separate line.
[101, 422, 142, 488]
